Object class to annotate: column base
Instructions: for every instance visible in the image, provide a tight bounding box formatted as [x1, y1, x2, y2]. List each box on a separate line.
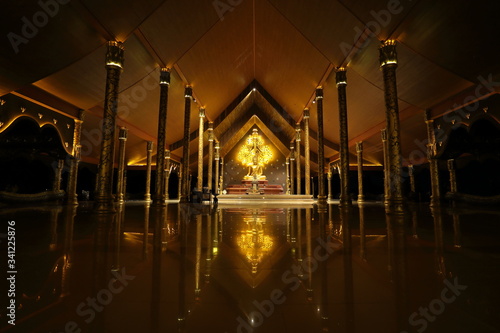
[429, 197, 441, 207]
[152, 197, 167, 206]
[357, 195, 365, 203]
[339, 197, 352, 207]
[117, 194, 125, 204]
[317, 195, 328, 206]
[144, 194, 151, 202]
[67, 196, 79, 206]
[385, 198, 405, 215]
[94, 198, 116, 214]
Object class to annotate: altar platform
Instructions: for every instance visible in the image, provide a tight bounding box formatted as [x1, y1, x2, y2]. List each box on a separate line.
[226, 179, 285, 195]
[218, 194, 314, 204]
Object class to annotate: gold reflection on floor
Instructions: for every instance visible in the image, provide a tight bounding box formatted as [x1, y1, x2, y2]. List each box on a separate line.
[2, 202, 500, 333]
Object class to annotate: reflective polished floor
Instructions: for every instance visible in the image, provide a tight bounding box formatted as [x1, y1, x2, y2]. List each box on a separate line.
[2, 201, 500, 333]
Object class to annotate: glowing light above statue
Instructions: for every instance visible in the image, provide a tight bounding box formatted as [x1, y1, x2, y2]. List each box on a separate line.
[237, 128, 273, 180]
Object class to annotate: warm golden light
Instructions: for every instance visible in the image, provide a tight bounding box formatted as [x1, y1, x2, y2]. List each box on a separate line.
[237, 129, 273, 180]
[236, 213, 274, 274]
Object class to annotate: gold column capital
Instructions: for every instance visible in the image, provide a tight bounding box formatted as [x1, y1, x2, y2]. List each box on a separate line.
[381, 128, 388, 141]
[105, 41, 125, 69]
[214, 142, 220, 160]
[185, 86, 193, 98]
[118, 127, 128, 140]
[303, 108, 310, 118]
[199, 108, 206, 118]
[447, 159, 455, 170]
[315, 87, 323, 99]
[160, 68, 170, 85]
[356, 141, 363, 153]
[208, 121, 214, 138]
[147, 141, 153, 152]
[379, 40, 398, 68]
[335, 67, 347, 86]
[295, 124, 301, 141]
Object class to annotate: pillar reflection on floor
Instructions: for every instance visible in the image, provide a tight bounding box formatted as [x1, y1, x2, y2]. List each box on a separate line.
[431, 206, 447, 280]
[91, 211, 117, 331]
[150, 205, 165, 333]
[61, 205, 76, 298]
[319, 205, 329, 331]
[385, 213, 410, 332]
[112, 203, 125, 271]
[178, 203, 188, 331]
[340, 205, 355, 332]
[358, 203, 366, 261]
[305, 208, 313, 301]
[143, 203, 150, 260]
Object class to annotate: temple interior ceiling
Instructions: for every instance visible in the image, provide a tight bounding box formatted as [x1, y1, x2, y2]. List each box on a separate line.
[1, 0, 499, 171]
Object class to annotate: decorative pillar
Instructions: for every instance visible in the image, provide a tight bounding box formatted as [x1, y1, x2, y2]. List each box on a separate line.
[123, 170, 127, 200]
[285, 158, 290, 195]
[289, 143, 295, 195]
[327, 169, 332, 201]
[207, 122, 214, 191]
[214, 142, 220, 194]
[116, 127, 128, 203]
[447, 159, 457, 193]
[195, 214, 202, 297]
[180, 86, 193, 203]
[424, 109, 441, 206]
[295, 124, 302, 194]
[177, 166, 183, 200]
[408, 164, 416, 195]
[95, 41, 124, 213]
[153, 68, 170, 206]
[316, 87, 327, 205]
[197, 108, 206, 191]
[356, 141, 364, 203]
[145, 141, 153, 202]
[220, 157, 224, 193]
[67, 110, 85, 205]
[379, 40, 404, 214]
[303, 109, 311, 195]
[336, 67, 352, 207]
[164, 150, 171, 200]
[381, 128, 390, 206]
[53, 159, 64, 191]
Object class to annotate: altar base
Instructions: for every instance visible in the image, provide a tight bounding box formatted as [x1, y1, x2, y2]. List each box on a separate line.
[218, 194, 314, 204]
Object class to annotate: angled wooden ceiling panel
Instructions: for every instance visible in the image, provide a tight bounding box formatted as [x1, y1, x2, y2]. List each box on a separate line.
[393, 0, 500, 83]
[81, 0, 166, 41]
[31, 42, 107, 110]
[0, 2, 104, 95]
[139, 0, 222, 67]
[268, 0, 363, 65]
[176, 0, 254, 120]
[32, 34, 158, 111]
[255, 0, 331, 119]
[338, 0, 420, 41]
[347, 36, 473, 111]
